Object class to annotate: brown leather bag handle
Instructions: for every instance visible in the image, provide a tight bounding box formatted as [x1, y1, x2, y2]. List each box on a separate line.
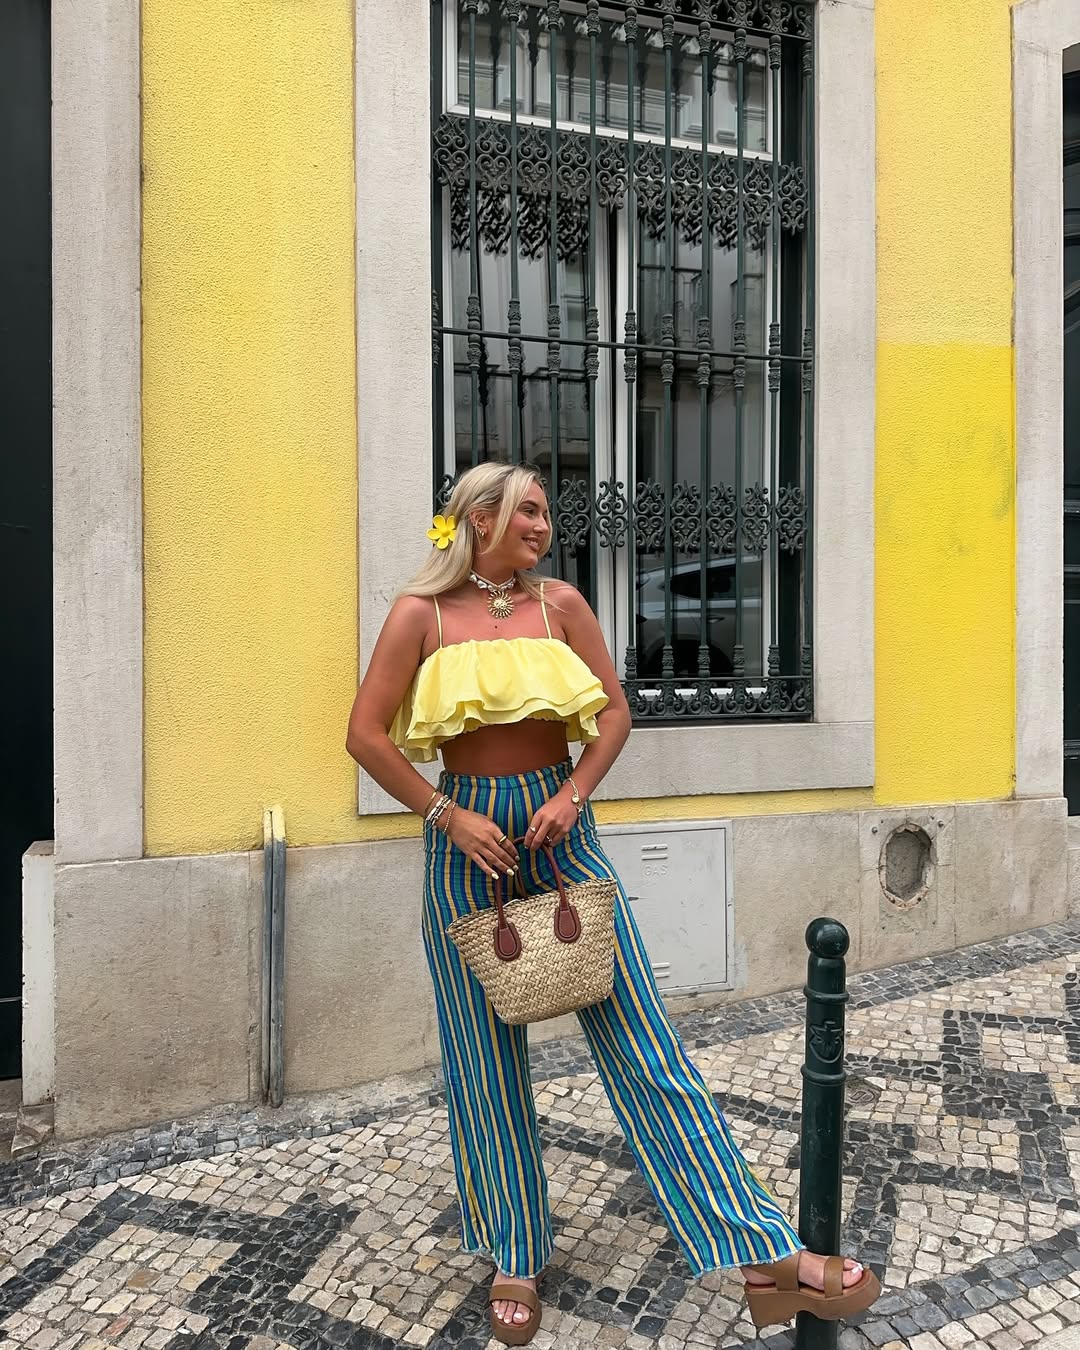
[490, 837, 582, 963]
[490, 862, 527, 962]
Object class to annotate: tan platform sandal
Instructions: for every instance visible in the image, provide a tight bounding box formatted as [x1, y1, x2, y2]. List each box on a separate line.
[488, 1278, 542, 1347]
[744, 1252, 881, 1328]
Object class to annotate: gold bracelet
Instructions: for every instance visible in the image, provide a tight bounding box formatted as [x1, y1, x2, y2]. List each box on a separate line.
[437, 800, 457, 834]
[567, 774, 584, 815]
[421, 788, 439, 818]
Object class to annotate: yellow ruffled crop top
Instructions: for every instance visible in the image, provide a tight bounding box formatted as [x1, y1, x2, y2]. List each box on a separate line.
[389, 583, 609, 762]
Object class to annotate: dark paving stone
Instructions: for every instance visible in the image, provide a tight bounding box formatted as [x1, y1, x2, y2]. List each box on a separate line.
[859, 1321, 898, 1346]
[944, 1294, 975, 1321]
[870, 1294, 909, 1318]
[910, 1301, 950, 1331]
[942, 1273, 972, 1295]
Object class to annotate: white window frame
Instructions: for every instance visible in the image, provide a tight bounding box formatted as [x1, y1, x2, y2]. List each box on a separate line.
[355, 0, 876, 814]
[52, 0, 144, 861]
[1012, 0, 1080, 799]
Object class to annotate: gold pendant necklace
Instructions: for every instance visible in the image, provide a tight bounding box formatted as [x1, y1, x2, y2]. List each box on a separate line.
[469, 570, 516, 619]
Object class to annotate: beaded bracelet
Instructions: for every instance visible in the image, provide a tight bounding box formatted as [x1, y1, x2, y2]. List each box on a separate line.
[436, 800, 457, 834]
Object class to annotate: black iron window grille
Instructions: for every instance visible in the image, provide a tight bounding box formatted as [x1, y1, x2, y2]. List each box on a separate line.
[430, 0, 815, 720]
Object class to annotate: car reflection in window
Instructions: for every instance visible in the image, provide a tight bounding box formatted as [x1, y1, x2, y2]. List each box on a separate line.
[635, 558, 762, 680]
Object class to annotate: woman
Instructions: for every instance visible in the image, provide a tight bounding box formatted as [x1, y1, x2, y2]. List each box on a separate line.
[346, 462, 880, 1346]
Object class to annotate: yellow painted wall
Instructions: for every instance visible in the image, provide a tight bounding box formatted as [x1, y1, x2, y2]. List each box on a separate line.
[143, 0, 1018, 854]
[142, 1, 360, 855]
[873, 0, 1016, 806]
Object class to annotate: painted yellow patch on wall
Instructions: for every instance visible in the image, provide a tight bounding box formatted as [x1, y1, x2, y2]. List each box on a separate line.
[142, 1, 360, 855]
[875, 344, 1015, 804]
[873, 0, 1016, 806]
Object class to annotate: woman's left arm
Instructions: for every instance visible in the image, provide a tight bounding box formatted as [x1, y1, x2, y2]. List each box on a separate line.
[525, 584, 632, 849]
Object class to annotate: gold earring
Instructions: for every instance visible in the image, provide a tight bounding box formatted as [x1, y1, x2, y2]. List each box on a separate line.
[476, 526, 486, 541]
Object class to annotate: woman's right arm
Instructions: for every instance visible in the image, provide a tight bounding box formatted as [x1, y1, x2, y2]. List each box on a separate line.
[345, 597, 519, 876]
[345, 596, 443, 816]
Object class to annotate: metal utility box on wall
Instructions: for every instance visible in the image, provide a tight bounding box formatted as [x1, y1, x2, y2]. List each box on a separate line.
[597, 821, 733, 996]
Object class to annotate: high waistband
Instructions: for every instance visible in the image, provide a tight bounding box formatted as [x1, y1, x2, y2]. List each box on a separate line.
[438, 759, 572, 796]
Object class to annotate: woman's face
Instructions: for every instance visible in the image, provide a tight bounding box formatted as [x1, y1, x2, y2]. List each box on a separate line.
[476, 480, 552, 572]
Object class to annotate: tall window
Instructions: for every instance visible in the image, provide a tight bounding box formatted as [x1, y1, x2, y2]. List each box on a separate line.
[431, 0, 814, 720]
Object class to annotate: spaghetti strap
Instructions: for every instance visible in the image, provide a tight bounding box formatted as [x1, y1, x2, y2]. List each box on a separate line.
[540, 580, 553, 638]
[432, 596, 444, 647]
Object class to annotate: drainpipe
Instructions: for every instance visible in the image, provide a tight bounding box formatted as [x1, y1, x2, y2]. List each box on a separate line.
[261, 805, 286, 1107]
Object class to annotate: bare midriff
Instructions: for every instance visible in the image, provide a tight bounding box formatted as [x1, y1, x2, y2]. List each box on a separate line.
[439, 717, 571, 777]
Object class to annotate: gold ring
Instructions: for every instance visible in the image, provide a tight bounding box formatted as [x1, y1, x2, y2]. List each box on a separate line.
[497, 833, 508, 846]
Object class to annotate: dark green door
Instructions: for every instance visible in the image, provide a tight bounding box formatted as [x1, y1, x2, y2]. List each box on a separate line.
[0, 0, 51, 1079]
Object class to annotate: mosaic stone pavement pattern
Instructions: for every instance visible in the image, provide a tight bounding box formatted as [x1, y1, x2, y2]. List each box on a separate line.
[4, 918, 1080, 1350]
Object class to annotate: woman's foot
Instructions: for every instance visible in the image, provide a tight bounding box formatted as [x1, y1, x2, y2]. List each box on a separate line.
[490, 1273, 538, 1331]
[742, 1251, 865, 1291]
[740, 1251, 881, 1329]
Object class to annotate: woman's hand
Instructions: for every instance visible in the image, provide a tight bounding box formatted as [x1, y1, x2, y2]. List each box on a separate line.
[442, 806, 521, 878]
[524, 785, 580, 852]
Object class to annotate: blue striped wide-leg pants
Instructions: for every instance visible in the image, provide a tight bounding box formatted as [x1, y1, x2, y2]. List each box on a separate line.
[422, 761, 803, 1280]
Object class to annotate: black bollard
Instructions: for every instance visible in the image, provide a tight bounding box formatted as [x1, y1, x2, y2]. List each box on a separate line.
[795, 918, 850, 1350]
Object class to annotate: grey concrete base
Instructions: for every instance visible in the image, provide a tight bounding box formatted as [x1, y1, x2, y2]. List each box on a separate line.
[44, 795, 1069, 1139]
[281, 838, 438, 1096]
[11, 1101, 54, 1160]
[1068, 818, 1080, 915]
[728, 796, 1068, 1001]
[22, 841, 55, 1106]
[52, 853, 262, 1139]
[953, 797, 1068, 944]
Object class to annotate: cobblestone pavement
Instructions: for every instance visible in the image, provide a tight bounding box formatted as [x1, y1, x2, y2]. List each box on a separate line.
[4, 917, 1080, 1350]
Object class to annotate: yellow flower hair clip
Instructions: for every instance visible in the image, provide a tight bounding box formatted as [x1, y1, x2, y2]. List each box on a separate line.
[427, 514, 457, 549]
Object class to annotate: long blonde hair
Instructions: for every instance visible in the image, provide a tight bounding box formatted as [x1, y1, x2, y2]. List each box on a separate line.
[400, 462, 549, 600]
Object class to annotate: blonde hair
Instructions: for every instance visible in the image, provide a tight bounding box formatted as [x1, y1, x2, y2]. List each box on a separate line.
[400, 462, 550, 600]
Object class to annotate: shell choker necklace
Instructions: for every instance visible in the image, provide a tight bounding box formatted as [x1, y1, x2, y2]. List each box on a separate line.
[469, 570, 516, 618]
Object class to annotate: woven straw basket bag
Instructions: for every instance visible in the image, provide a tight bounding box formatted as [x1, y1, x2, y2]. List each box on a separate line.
[446, 838, 616, 1025]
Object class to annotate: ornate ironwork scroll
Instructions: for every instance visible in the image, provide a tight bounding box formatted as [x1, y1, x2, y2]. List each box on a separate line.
[434, 114, 808, 260]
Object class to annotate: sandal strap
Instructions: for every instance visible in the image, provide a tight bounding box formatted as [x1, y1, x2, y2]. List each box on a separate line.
[746, 1253, 801, 1292]
[822, 1255, 845, 1299]
[490, 1282, 539, 1313]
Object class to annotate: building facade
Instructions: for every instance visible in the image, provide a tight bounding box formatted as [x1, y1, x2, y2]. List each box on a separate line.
[5, 0, 1080, 1139]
